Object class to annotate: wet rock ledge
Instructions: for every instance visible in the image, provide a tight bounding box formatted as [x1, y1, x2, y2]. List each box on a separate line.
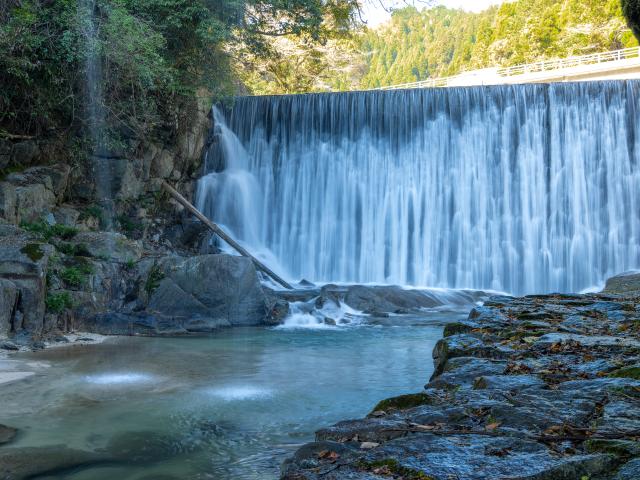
[282, 273, 640, 480]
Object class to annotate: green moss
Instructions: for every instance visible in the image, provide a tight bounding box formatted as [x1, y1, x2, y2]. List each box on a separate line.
[79, 205, 104, 222]
[59, 262, 93, 288]
[372, 393, 434, 413]
[56, 242, 91, 257]
[357, 459, 434, 479]
[0, 165, 26, 181]
[584, 439, 640, 457]
[145, 264, 165, 296]
[45, 292, 73, 314]
[609, 365, 640, 380]
[443, 322, 472, 337]
[20, 243, 44, 261]
[117, 215, 142, 233]
[21, 220, 78, 241]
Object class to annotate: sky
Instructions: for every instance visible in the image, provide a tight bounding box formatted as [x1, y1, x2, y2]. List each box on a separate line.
[362, 0, 505, 26]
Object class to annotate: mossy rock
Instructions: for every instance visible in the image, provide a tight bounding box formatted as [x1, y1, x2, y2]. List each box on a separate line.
[585, 439, 640, 457]
[609, 365, 640, 380]
[443, 322, 472, 337]
[357, 458, 434, 479]
[20, 243, 44, 261]
[371, 393, 434, 414]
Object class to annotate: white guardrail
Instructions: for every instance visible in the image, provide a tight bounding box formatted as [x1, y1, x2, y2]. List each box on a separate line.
[377, 46, 640, 90]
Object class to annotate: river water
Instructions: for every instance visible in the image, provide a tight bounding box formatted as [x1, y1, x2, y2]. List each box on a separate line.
[0, 311, 460, 479]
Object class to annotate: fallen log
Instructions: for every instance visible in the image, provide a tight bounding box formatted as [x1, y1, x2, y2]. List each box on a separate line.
[161, 181, 293, 290]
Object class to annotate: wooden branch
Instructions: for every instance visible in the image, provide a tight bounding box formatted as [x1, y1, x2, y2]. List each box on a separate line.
[161, 181, 294, 290]
[0, 131, 35, 140]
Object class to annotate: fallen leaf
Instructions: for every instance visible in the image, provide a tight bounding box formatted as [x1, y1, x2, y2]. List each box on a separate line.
[317, 450, 340, 461]
[486, 422, 501, 431]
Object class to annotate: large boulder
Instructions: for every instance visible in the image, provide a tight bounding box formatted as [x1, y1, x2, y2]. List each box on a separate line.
[319, 284, 486, 314]
[14, 183, 56, 223]
[0, 229, 53, 336]
[81, 254, 269, 335]
[0, 164, 70, 224]
[0, 446, 108, 480]
[145, 254, 268, 331]
[7, 164, 70, 200]
[604, 271, 640, 296]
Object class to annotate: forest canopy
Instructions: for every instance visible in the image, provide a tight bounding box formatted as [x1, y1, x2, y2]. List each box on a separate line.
[241, 0, 638, 93]
[357, 0, 636, 89]
[0, 0, 360, 138]
[1, 0, 639, 136]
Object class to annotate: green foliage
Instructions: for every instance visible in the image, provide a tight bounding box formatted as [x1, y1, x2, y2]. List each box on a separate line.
[21, 220, 78, 241]
[116, 214, 142, 233]
[622, 0, 640, 40]
[1, 0, 360, 139]
[609, 365, 640, 379]
[56, 242, 92, 257]
[358, 0, 637, 89]
[20, 243, 44, 262]
[0, 165, 27, 181]
[145, 263, 165, 295]
[46, 291, 74, 313]
[59, 267, 87, 288]
[371, 393, 434, 413]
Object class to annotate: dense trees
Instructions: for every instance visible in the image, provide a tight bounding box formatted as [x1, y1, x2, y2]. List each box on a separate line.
[622, 0, 640, 39]
[358, 0, 637, 89]
[2, 0, 638, 124]
[0, 0, 360, 138]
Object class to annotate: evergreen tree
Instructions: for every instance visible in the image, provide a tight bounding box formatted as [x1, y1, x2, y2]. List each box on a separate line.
[622, 0, 640, 39]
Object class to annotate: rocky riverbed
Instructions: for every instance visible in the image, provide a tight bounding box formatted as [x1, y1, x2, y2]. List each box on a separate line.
[282, 273, 640, 480]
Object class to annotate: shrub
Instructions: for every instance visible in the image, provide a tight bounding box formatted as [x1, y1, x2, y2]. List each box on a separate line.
[56, 242, 91, 257]
[46, 292, 73, 313]
[60, 261, 93, 288]
[622, 0, 640, 40]
[145, 263, 164, 295]
[21, 220, 78, 241]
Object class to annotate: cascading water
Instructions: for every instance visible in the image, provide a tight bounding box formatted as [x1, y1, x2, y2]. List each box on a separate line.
[198, 82, 640, 295]
[79, 0, 113, 228]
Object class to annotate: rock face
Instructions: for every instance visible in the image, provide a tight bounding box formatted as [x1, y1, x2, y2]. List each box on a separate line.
[0, 424, 17, 445]
[0, 230, 53, 337]
[604, 271, 640, 295]
[0, 164, 70, 224]
[79, 254, 270, 335]
[72, 231, 143, 263]
[0, 279, 19, 337]
[339, 284, 486, 313]
[146, 254, 269, 331]
[0, 446, 108, 479]
[270, 284, 488, 316]
[282, 292, 640, 480]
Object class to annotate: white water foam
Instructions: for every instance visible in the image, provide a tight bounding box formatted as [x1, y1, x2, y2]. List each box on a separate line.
[276, 301, 363, 330]
[206, 386, 273, 401]
[84, 373, 155, 385]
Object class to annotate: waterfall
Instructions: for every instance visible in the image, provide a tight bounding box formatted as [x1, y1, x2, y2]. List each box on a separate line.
[79, 0, 113, 228]
[198, 82, 640, 295]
